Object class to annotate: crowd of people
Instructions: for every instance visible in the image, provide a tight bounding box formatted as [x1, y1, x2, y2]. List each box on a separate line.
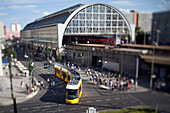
[85, 68, 135, 91]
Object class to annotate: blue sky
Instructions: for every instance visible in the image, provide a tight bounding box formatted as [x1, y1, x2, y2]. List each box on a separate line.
[0, 0, 169, 30]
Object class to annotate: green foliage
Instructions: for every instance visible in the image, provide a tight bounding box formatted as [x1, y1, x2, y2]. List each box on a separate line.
[4, 48, 17, 58]
[13, 38, 19, 42]
[46, 49, 50, 57]
[135, 26, 144, 35]
[36, 47, 41, 53]
[28, 61, 34, 72]
[57, 53, 62, 62]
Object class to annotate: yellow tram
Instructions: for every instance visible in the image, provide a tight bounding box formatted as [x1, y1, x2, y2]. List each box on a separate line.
[54, 63, 82, 104]
[65, 76, 82, 104]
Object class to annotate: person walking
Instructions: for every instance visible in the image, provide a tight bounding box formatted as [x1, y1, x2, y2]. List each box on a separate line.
[51, 81, 55, 88]
[47, 78, 50, 86]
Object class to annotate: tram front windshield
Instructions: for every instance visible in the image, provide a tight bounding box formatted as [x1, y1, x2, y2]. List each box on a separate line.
[66, 89, 78, 99]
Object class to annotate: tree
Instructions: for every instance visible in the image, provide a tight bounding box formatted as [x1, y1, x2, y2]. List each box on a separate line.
[4, 48, 17, 58]
[46, 49, 50, 58]
[28, 61, 34, 73]
[135, 26, 144, 35]
[57, 53, 62, 62]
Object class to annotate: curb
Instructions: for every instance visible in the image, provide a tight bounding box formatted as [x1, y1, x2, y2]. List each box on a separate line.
[26, 89, 39, 99]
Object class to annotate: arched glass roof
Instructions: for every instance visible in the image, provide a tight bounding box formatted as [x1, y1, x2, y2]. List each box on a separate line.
[64, 4, 131, 36]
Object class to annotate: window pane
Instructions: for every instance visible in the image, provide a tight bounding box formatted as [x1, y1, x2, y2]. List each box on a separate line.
[106, 7, 111, 13]
[100, 5, 105, 13]
[93, 5, 98, 12]
[100, 14, 105, 20]
[86, 6, 92, 12]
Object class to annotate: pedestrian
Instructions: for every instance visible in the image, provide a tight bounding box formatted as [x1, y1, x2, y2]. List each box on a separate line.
[86, 71, 89, 77]
[105, 79, 107, 86]
[51, 81, 55, 88]
[47, 78, 50, 86]
[20, 81, 24, 87]
[41, 81, 44, 87]
[109, 79, 112, 90]
[6, 72, 8, 76]
[25, 84, 28, 91]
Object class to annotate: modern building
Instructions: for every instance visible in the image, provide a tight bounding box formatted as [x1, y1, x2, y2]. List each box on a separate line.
[123, 11, 152, 33]
[6, 24, 21, 40]
[0, 22, 5, 39]
[0, 22, 5, 76]
[11, 24, 21, 32]
[151, 10, 170, 45]
[21, 3, 133, 56]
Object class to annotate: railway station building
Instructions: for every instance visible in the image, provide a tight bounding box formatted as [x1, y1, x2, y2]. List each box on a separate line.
[21, 3, 133, 57]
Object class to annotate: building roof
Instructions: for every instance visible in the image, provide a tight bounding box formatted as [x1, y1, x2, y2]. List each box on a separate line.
[23, 4, 83, 30]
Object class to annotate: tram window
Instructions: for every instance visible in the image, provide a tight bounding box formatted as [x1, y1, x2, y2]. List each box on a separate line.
[79, 85, 82, 94]
[66, 89, 78, 99]
[55, 68, 57, 74]
[62, 72, 66, 78]
[68, 75, 70, 81]
[56, 68, 60, 74]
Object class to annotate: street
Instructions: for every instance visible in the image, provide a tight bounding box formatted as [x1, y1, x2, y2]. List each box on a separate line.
[0, 48, 170, 113]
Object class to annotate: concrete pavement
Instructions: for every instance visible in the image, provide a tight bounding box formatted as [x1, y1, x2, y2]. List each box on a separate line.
[0, 64, 38, 106]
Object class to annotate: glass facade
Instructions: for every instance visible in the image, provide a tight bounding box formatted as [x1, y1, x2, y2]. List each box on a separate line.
[65, 4, 129, 35]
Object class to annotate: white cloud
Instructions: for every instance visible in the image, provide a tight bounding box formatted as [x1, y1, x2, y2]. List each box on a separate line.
[32, 10, 40, 13]
[158, 0, 170, 10]
[8, 5, 36, 10]
[0, 0, 40, 5]
[42, 12, 52, 16]
[0, 12, 8, 16]
[119, 8, 130, 13]
[112, 0, 136, 6]
[0, 0, 57, 5]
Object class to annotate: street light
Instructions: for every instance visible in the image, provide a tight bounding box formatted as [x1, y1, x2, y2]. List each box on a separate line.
[30, 63, 49, 90]
[24, 54, 28, 71]
[156, 29, 161, 46]
[8, 53, 17, 113]
[87, 41, 89, 68]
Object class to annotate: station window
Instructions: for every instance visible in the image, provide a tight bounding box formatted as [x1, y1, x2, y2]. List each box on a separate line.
[106, 7, 111, 13]
[106, 21, 111, 26]
[106, 14, 111, 20]
[100, 5, 105, 13]
[112, 21, 117, 26]
[112, 14, 117, 20]
[86, 7, 92, 12]
[93, 5, 98, 12]
[100, 14, 105, 20]
[93, 14, 98, 20]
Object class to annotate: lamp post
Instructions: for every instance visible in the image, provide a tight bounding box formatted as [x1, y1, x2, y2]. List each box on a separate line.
[150, 46, 155, 90]
[87, 41, 89, 68]
[64, 44, 66, 66]
[156, 29, 161, 46]
[30, 62, 34, 88]
[144, 32, 146, 45]
[8, 54, 17, 113]
[24, 54, 28, 70]
[30, 63, 49, 89]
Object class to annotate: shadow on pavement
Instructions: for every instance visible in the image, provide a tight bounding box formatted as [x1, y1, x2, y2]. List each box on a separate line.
[38, 74, 66, 104]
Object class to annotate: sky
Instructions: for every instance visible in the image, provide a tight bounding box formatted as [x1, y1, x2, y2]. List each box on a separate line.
[0, 0, 170, 30]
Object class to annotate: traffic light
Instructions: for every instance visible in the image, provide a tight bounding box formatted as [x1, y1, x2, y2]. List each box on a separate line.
[44, 63, 49, 69]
